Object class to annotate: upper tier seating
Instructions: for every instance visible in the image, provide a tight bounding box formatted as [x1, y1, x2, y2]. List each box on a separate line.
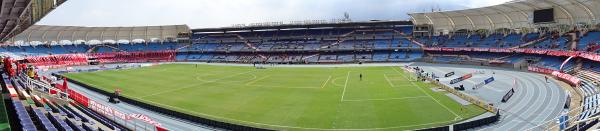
[578, 31, 600, 51]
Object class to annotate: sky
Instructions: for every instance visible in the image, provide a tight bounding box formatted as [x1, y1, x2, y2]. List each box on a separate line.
[38, 0, 512, 29]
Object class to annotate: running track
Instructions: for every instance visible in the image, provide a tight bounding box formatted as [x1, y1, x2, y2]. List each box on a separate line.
[41, 62, 567, 130]
[414, 63, 567, 131]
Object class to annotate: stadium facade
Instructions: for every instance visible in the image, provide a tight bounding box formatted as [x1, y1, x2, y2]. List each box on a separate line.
[1, 0, 600, 130]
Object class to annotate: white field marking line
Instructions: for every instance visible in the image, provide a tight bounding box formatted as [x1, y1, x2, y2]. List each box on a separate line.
[139, 70, 256, 98]
[138, 98, 459, 131]
[342, 96, 429, 102]
[245, 75, 271, 86]
[196, 72, 258, 83]
[383, 74, 396, 88]
[195, 75, 321, 89]
[391, 67, 411, 81]
[330, 77, 345, 87]
[454, 116, 461, 121]
[321, 75, 332, 88]
[340, 71, 351, 102]
[392, 67, 463, 119]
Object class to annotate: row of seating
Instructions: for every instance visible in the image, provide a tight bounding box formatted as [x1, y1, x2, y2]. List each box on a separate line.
[579, 85, 599, 120]
[577, 31, 600, 51]
[13, 100, 36, 131]
[89, 51, 176, 64]
[193, 28, 411, 41]
[32, 108, 60, 131]
[26, 54, 89, 67]
[575, 69, 600, 120]
[180, 52, 423, 63]
[4, 68, 130, 131]
[417, 33, 541, 48]
[184, 39, 418, 52]
[71, 103, 125, 131]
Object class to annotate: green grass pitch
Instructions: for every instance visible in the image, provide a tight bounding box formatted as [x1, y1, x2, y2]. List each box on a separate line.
[64, 64, 486, 130]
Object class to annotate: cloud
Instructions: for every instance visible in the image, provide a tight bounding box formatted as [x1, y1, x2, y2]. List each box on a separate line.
[38, 0, 512, 28]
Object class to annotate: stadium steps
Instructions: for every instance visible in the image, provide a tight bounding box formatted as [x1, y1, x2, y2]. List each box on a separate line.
[234, 34, 262, 52]
[11, 71, 127, 131]
[64, 104, 114, 131]
[175, 44, 192, 51]
[88, 45, 124, 53]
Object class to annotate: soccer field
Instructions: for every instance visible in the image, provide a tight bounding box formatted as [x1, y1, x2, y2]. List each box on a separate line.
[64, 64, 486, 130]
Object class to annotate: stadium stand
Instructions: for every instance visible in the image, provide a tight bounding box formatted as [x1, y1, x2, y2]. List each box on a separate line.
[1, 0, 600, 130]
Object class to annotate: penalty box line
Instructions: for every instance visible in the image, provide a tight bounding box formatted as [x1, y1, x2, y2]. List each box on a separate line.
[342, 96, 430, 102]
[245, 75, 271, 86]
[139, 70, 256, 98]
[340, 71, 351, 102]
[383, 74, 396, 88]
[392, 67, 463, 119]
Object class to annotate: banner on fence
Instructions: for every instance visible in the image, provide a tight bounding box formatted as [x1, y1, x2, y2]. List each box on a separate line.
[528, 66, 554, 74]
[444, 72, 455, 77]
[551, 71, 581, 85]
[423, 47, 600, 62]
[484, 77, 495, 84]
[450, 73, 473, 84]
[501, 88, 515, 102]
[473, 77, 495, 90]
[88, 99, 162, 127]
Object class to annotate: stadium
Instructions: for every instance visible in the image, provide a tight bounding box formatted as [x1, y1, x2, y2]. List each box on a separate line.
[0, 0, 599, 131]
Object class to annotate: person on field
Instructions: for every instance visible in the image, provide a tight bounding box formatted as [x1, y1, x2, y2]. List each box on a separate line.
[545, 76, 549, 83]
[359, 73, 363, 81]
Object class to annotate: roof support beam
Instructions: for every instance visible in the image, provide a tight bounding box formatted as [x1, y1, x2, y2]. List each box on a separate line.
[568, 0, 595, 24]
[501, 5, 529, 23]
[462, 14, 476, 30]
[540, 0, 575, 25]
[484, 14, 495, 30]
[422, 14, 435, 25]
[438, 12, 456, 31]
[70, 28, 79, 42]
[41, 30, 49, 43]
[56, 30, 62, 44]
[489, 6, 515, 29]
[408, 15, 419, 25]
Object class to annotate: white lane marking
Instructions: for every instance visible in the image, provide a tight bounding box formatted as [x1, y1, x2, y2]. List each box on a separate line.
[340, 71, 351, 101]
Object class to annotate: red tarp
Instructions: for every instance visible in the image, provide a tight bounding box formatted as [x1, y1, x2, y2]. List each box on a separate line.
[528, 66, 581, 86]
[424, 47, 600, 62]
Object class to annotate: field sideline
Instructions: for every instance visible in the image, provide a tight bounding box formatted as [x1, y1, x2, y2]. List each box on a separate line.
[64, 64, 486, 130]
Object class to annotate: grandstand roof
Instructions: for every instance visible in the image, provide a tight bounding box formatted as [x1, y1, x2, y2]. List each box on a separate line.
[192, 20, 412, 33]
[6, 25, 190, 46]
[409, 0, 599, 32]
[0, 0, 67, 42]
